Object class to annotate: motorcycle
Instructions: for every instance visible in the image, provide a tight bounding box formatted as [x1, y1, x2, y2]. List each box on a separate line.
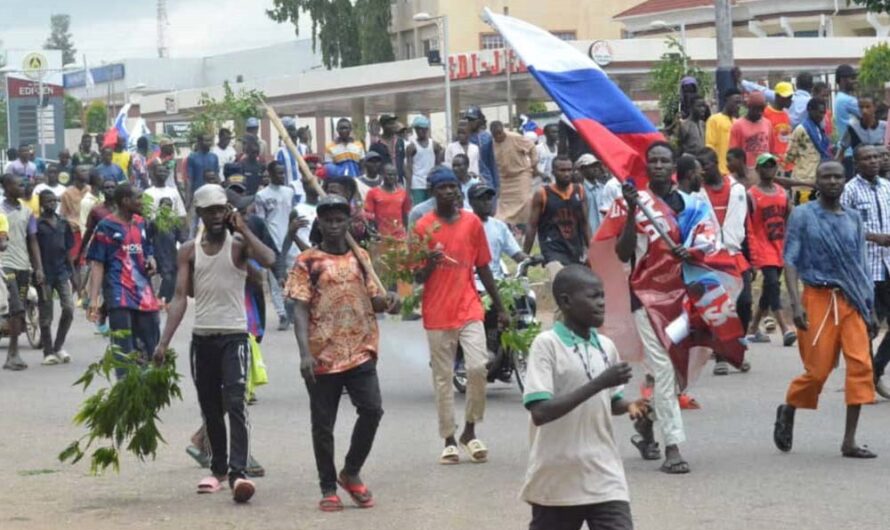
[453, 256, 543, 394]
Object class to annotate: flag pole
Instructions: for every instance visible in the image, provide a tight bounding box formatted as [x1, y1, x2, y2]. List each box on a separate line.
[260, 99, 387, 294]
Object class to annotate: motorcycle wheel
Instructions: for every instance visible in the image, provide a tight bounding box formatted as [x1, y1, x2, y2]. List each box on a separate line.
[25, 301, 41, 349]
[512, 349, 528, 393]
[453, 371, 468, 394]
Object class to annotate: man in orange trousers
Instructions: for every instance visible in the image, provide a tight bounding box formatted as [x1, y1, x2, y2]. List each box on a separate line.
[773, 161, 877, 458]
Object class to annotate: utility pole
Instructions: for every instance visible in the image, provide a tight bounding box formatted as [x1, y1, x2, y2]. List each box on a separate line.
[504, 5, 513, 129]
[715, 0, 734, 107]
[157, 0, 170, 59]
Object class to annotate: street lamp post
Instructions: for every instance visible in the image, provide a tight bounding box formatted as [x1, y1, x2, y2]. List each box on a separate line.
[651, 20, 688, 74]
[413, 12, 452, 141]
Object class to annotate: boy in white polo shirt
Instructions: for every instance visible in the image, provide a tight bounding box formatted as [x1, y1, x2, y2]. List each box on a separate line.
[522, 265, 648, 530]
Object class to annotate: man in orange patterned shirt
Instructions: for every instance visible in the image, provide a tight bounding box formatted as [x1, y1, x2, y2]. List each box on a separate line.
[287, 194, 399, 512]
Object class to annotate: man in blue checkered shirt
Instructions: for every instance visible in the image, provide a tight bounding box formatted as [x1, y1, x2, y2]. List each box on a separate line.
[840, 144, 890, 399]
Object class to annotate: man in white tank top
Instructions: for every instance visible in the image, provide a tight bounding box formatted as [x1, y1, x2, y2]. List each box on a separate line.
[405, 116, 444, 206]
[154, 184, 276, 503]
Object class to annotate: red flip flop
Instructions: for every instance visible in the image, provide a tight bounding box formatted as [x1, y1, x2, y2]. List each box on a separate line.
[319, 494, 344, 512]
[337, 477, 375, 508]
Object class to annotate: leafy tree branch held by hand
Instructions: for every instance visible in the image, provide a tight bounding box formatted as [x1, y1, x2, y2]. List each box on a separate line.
[188, 81, 265, 142]
[648, 36, 712, 133]
[59, 332, 182, 475]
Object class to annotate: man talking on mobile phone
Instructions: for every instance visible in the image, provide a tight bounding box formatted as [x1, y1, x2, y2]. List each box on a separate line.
[154, 184, 276, 503]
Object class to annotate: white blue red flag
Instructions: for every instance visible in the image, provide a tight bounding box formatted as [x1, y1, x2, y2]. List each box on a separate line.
[482, 8, 663, 184]
[102, 103, 131, 149]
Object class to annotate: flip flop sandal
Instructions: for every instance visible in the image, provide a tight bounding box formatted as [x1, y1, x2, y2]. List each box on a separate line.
[246, 455, 265, 477]
[231, 478, 256, 503]
[460, 439, 488, 463]
[678, 394, 701, 410]
[186, 446, 211, 468]
[773, 405, 793, 453]
[438, 445, 460, 465]
[842, 445, 877, 459]
[660, 459, 690, 474]
[337, 476, 375, 508]
[630, 434, 661, 461]
[197, 476, 223, 494]
[319, 494, 344, 512]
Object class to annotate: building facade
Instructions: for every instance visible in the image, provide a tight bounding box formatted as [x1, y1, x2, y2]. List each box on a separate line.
[389, 0, 642, 59]
[615, 0, 890, 39]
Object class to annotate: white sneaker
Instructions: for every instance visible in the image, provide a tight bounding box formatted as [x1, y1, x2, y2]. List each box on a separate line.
[876, 377, 890, 400]
[56, 350, 71, 363]
[41, 354, 61, 366]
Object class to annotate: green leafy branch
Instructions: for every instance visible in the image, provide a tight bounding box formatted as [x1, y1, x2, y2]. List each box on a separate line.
[141, 195, 183, 235]
[59, 332, 182, 475]
[188, 81, 266, 142]
[482, 278, 542, 359]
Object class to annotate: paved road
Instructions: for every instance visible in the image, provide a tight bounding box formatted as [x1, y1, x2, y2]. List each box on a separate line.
[3, 309, 890, 530]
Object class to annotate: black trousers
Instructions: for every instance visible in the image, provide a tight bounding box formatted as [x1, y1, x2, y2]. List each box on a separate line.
[305, 360, 383, 494]
[190, 333, 250, 482]
[873, 281, 890, 378]
[530, 500, 633, 530]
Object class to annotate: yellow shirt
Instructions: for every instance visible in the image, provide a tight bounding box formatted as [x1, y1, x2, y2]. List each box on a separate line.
[20, 196, 39, 215]
[112, 151, 131, 175]
[0, 212, 9, 235]
[705, 113, 735, 175]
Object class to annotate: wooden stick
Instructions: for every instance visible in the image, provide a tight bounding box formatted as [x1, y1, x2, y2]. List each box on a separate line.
[261, 99, 388, 293]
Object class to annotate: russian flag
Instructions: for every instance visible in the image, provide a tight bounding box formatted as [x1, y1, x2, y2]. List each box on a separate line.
[483, 9, 663, 184]
[103, 103, 132, 149]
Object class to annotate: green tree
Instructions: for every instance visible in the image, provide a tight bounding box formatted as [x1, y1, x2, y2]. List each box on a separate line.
[64, 94, 83, 128]
[850, 0, 890, 12]
[267, 0, 394, 69]
[189, 81, 266, 141]
[84, 101, 107, 134]
[355, 0, 395, 65]
[44, 14, 77, 65]
[648, 37, 712, 130]
[858, 41, 890, 96]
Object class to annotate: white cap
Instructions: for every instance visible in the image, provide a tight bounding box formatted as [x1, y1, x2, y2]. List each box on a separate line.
[574, 153, 599, 168]
[193, 184, 228, 208]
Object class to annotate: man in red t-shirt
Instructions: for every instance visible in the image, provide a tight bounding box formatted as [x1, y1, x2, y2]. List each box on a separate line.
[364, 163, 410, 240]
[764, 82, 794, 173]
[414, 166, 508, 465]
[729, 91, 773, 172]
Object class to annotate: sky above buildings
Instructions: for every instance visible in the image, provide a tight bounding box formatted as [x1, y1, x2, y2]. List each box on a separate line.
[1, 0, 313, 64]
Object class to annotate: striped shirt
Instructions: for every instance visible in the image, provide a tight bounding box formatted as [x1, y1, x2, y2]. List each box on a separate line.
[840, 174, 890, 281]
[325, 139, 365, 177]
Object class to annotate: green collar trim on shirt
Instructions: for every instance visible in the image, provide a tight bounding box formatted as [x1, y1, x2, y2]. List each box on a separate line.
[553, 321, 602, 351]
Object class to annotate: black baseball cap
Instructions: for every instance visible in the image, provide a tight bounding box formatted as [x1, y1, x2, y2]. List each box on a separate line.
[836, 64, 857, 79]
[467, 183, 496, 199]
[316, 194, 351, 214]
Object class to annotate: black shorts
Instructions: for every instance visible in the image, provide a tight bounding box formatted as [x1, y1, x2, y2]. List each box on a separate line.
[4, 269, 31, 316]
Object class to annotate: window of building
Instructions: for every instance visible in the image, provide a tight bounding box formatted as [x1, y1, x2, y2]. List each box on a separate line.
[480, 30, 576, 49]
[551, 31, 577, 41]
[404, 41, 415, 59]
[480, 33, 505, 50]
[422, 38, 439, 56]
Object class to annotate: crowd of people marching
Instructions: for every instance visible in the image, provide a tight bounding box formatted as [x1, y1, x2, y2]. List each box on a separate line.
[3, 60, 889, 528]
